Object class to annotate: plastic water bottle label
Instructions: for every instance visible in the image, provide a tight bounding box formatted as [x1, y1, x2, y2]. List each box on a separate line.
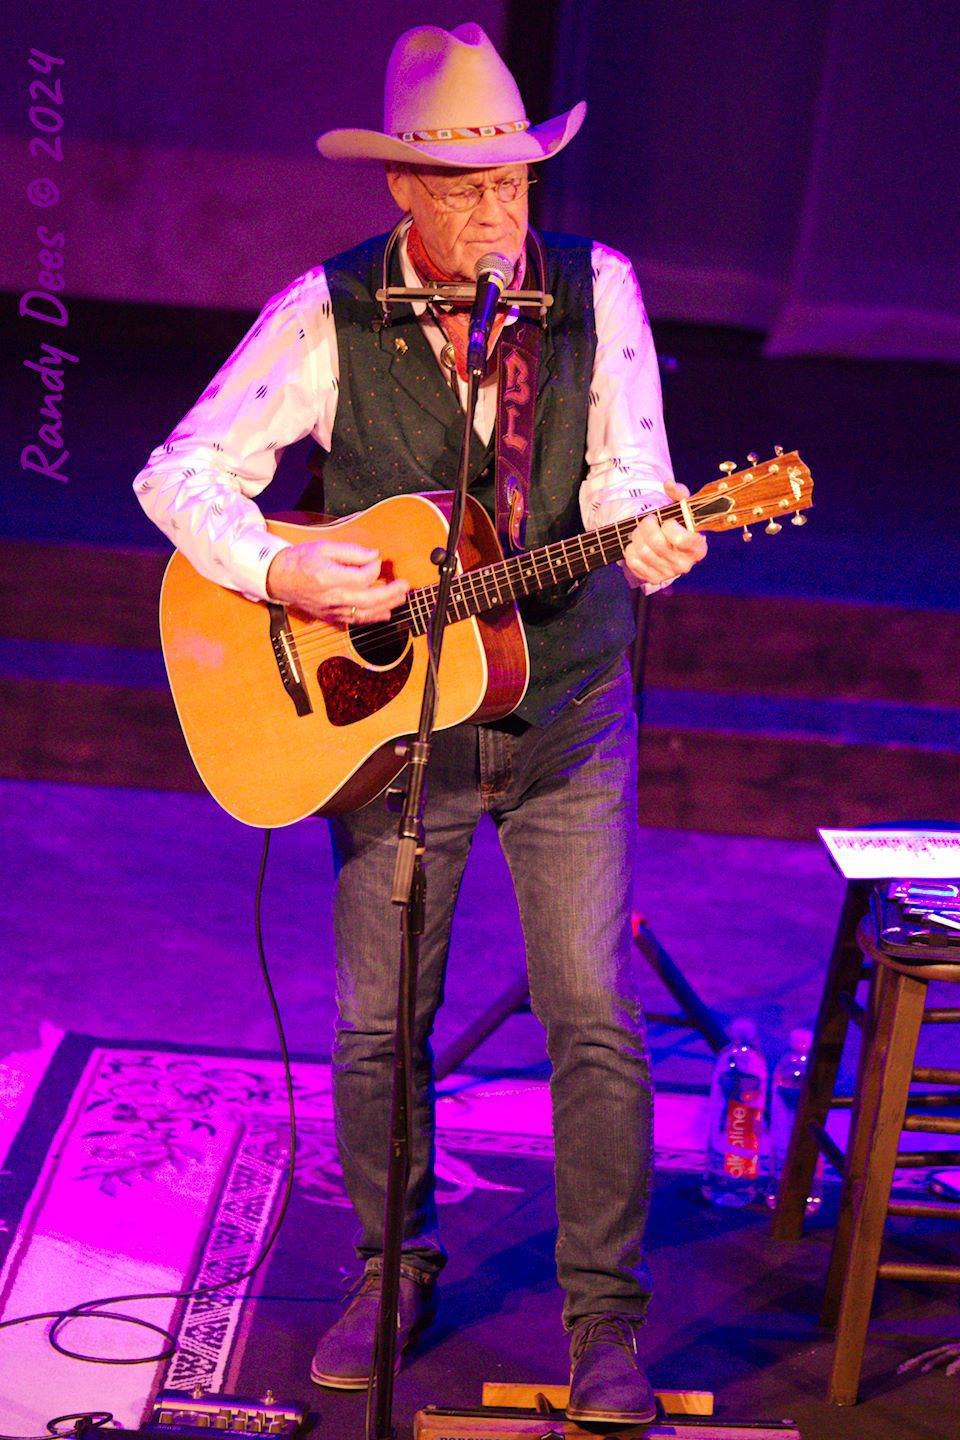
[724, 1098, 762, 1178]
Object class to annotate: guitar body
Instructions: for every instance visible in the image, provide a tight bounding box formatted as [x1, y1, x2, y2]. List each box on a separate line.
[159, 452, 813, 829]
[159, 492, 529, 828]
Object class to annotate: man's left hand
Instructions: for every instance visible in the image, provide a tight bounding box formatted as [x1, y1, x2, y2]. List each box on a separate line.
[622, 477, 708, 586]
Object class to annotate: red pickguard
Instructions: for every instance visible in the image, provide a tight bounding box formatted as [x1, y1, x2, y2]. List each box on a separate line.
[317, 650, 413, 727]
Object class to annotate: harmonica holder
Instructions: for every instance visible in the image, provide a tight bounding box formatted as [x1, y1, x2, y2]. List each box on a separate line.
[374, 217, 553, 330]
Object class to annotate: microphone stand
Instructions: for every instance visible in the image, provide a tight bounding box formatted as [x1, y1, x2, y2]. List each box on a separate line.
[367, 361, 482, 1440]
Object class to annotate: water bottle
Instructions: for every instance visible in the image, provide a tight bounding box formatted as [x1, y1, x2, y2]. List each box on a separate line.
[766, 1026, 823, 1214]
[702, 1017, 768, 1207]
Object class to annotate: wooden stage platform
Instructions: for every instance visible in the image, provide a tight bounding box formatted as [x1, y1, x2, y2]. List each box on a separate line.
[2, 538, 958, 839]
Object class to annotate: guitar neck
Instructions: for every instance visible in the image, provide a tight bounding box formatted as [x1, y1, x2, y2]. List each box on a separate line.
[398, 450, 812, 633]
[405, 492, 728, 632]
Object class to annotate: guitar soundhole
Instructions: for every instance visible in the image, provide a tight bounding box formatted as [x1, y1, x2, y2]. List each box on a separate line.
[317, 631, 413, 727]
[349, 620, 408, 667]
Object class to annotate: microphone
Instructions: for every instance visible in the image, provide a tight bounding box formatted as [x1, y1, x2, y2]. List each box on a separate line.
[466, 252, 513, 374]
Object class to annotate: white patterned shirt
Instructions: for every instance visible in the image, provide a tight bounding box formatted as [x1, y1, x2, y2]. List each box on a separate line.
[133, 233, 674, 600]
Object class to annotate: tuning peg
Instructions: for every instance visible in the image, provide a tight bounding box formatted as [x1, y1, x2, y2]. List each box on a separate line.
[742, 526, 753, 542]
[746, 452, 758, 466]
[765, 519, 782, 534]
[791, 512, 807, 526]
[774, 444, 784, 456]
[719, 461, 736, 474]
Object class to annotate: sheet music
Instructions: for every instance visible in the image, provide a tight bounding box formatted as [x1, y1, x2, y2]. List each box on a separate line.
[818, 828, 960, 880]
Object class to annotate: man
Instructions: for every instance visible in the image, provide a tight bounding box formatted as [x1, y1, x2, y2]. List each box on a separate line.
[134, 23, 706, 1425]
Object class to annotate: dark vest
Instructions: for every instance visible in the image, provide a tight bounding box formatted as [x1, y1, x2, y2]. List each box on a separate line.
[301, 230, 636, 725]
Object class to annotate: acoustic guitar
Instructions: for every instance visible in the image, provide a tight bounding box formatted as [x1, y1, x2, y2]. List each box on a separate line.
[159, 452, 812, 827]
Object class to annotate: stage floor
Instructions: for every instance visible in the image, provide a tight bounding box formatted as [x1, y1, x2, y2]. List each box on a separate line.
[0, 1032, 956, 1440]
[2, 778, 959, 1438]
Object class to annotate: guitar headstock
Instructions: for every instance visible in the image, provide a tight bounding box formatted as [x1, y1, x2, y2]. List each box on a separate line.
[691, 450, 813, 538]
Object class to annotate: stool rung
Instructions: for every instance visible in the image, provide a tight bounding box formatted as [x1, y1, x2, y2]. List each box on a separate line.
[836, 991, 865, 1027]
[877, 1261, 960, 1284]
[824, 1091, 957, 1115]
[902, 1114, 960, 1135]
[645, 1012, 699, 1028]
[888, 1199, 960, 1220]
[922, 1008, 960, 1023]
[809, 1122, 845, 1173]
[893, 1149, 960, 1167]
[903, 1089, 960, 1107]
[912, 1066, 960, 1086]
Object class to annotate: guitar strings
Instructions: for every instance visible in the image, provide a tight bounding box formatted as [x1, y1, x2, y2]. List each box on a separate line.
[210, 473, 806, 685]
[285, 497, 694, 668]
[284, 478, 804, 670]
[280, 472, 806, 670]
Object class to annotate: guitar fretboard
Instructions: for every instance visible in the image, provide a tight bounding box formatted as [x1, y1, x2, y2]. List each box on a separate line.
[400, 494, 731, 634]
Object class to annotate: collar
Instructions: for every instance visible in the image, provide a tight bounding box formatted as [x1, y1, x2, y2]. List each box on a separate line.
[396, 217, 521, 330]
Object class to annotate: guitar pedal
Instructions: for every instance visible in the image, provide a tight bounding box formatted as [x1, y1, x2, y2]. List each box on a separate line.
[144, 1388, 305, 1436]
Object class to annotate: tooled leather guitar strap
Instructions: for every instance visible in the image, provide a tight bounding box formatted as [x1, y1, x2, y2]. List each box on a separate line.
[494, 315, 541, 557]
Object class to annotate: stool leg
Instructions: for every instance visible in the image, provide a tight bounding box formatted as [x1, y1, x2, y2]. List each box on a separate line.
[827, 966, 927, 1406]
[773, 880, 869, 1240]
[821, 956, 890, 1326]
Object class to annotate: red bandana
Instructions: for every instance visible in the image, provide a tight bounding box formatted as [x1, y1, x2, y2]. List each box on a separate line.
[406, 222, 525, 381]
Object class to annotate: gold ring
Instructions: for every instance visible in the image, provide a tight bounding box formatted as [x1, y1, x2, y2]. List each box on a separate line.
[350, 605, 357, 621]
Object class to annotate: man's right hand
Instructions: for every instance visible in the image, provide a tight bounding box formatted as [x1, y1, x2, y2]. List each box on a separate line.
[266, 540, 409, 624]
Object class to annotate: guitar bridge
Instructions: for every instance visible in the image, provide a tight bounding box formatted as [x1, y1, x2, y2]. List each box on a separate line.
[268, 604, 312, 717]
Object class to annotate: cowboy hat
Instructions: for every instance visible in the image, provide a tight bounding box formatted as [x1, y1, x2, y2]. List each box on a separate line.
[316, 22, 586, 168]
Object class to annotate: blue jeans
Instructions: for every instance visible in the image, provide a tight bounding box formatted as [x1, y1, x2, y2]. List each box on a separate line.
[328, 660, 653, 1326]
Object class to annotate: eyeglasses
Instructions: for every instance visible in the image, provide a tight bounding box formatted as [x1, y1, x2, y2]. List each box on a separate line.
[414, 172, 537, 212]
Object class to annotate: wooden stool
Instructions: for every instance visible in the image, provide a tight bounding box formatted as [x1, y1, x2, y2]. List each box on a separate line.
[773, 890, 960, 1404]
[771, 879, 872, 1244]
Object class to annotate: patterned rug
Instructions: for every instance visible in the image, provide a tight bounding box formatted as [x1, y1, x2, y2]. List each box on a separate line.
[0, 1033, 711, 1432]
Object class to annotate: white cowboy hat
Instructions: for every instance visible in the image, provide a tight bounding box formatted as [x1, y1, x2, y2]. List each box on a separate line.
[317, 22, 586, 168]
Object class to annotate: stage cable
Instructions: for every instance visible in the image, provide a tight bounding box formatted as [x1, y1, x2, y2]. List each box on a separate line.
[0, 828, 302, 1440]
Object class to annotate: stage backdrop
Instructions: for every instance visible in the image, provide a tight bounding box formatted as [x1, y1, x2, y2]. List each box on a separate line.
[3, 1, 508, 311]
[3, 0, 958, 359]
[543, 0, 960, 360]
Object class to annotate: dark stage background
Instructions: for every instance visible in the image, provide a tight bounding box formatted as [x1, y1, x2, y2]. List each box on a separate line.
[2, 0, 959, 834]
[2, 0, 959, 592]
[4, 1, 958, 350]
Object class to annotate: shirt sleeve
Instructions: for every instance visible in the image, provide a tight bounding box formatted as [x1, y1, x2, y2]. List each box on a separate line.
[132, 266, 339, 601]
[580, 243, 675, 590]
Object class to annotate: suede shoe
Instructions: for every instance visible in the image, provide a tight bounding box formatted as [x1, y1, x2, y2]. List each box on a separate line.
[567, 1313, 657, 1424]
[310, 1262, 435, 1390]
